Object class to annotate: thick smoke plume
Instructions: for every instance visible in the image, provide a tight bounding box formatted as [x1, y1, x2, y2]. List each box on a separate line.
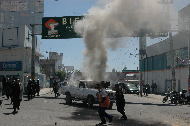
[74, 0, 170, 81]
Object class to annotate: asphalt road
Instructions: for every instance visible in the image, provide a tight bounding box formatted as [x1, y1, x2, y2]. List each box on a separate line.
[0, 90, 190, 126]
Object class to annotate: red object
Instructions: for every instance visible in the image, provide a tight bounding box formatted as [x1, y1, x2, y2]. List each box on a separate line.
[45, 19, 58, 29]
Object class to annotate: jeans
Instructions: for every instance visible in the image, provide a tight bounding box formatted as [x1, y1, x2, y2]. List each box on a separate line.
[98, 107, 112, 123]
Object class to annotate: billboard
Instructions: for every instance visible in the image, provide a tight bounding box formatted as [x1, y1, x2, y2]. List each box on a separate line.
[42, 16, 83, 39]
[0, 0, 44, 34]
[0, 61, 22, 71]
[42, 13, 170, 39]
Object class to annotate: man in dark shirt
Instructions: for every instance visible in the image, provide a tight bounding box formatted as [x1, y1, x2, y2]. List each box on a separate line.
[115, 84, 127, 120]
[12, 79, 20, 113]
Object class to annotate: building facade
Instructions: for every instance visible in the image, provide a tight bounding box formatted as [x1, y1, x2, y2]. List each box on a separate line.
[141, 5, 190, 95]
[0, 25, 45, 90]
[49, 52, 63, 71]
[39, 59, 56, 78]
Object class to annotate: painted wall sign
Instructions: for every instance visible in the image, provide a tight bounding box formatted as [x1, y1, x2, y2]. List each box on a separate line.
[0, 61, 22, 71]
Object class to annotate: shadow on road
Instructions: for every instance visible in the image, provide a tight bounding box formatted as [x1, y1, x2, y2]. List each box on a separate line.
[125, 102, 178, 106]
[3, 111, 18, 115]
[4, 104, 11, 105]
[23, 95, 63, 100]
[57, 103, 170, 126]
[6, 108, 13, 109]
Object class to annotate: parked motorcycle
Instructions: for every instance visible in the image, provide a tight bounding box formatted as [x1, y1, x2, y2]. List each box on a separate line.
[162, 90, 175, 103]
[163, 89, 188, 104]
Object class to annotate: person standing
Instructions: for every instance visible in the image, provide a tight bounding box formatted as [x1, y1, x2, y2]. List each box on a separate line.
[12, 79, 20, 113]
[27, 79, 33, 100]
[2, 76, 6, 95]
[18, 79, 23, 110]
[97, 81, 113, 125]
[53, 80, 59, 98]
[145, 84, 148, 96]
[32, 79, 36, 98]
[36, 79, 40, 96]
[5, 78, 11, 99]
[115, 84, 127, 120]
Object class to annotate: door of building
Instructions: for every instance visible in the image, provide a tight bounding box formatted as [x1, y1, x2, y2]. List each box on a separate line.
[165, 79, 172, 93]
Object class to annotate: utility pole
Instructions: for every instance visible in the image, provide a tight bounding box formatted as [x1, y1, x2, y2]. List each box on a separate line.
[160, 0, 175, 90]
[139, 37, 146, 97]
[166, 0, 176, 91]
[30, 24, 35, 80]
[30, 24, 42, 80]
[188, 23, 190, 96]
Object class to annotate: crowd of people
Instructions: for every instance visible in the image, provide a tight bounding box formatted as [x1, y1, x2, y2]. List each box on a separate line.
[1, 77, 40, 114]
[27, 79, 40, 100]
[2, 77, 23, 113]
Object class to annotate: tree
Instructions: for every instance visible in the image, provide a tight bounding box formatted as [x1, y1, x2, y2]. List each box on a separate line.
[56, 70, 66, 82]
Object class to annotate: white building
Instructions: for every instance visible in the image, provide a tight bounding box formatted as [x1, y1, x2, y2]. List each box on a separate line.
[0, 25, 45, 91]
[49, 52, 63, 71]
[142, 4, 190, 95]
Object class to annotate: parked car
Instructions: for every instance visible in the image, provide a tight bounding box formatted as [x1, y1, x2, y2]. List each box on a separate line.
[119, 83, 139, 95]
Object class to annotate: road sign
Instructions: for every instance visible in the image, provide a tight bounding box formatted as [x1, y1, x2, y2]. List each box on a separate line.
[122, 70, 140, 74]
[42, 13, 170, 39]
[42, 16, 83, 39]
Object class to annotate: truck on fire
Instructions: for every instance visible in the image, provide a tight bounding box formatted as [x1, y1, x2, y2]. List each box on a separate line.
[58, 80, 116, 108]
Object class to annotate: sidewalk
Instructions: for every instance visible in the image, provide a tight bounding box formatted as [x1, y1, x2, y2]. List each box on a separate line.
[39, 88, 53, 95]
[138, 93, 165, 101]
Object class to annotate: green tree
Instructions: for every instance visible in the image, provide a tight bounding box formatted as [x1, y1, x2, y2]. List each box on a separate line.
[56, 71, 66, 82]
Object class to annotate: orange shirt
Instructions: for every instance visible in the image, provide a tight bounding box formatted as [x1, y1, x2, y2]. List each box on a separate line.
[99, 91, 110, 108]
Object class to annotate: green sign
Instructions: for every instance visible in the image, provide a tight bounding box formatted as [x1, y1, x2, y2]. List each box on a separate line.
[42, 16, 83, 39]
[122, 70, 139, 73]
[42, 13, 170, 39]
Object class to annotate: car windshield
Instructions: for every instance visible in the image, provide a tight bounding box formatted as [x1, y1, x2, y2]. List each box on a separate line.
[127, 84, 137, 88]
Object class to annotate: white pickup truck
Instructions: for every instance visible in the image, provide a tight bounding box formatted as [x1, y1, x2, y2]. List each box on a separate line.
[58, 80, 116, 108]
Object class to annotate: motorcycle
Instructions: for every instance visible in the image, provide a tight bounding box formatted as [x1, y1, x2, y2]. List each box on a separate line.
[163, 89, 188, 104]
[162, 90, 175, 103]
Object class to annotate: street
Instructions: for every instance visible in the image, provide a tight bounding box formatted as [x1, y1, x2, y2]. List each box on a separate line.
[0, 89, 190, 126]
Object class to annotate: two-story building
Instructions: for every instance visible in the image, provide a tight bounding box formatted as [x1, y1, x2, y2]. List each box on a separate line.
[0, 25, 45, 91]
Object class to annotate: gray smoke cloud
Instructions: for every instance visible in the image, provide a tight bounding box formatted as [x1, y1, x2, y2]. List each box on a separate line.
[74, 0, 171, 81]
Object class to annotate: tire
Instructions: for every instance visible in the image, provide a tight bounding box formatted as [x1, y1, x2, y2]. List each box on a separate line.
[163, 97, 168, 103]
[66, 93, 72, 104]
[87, 96, 93, 108]
[82, 101, 87, 105]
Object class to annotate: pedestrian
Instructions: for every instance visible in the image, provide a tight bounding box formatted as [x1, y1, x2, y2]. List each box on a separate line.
[145, 84, 148, 96]
[27, 79, 33, 100]
[18, 79, 23, 109]
[167, 87, 170, 93]
[32, 79, 36, 98]
[151, 83, 154, 94]
[12, 79, 20, 113]
[10, 80, 15, 104]
[97, 81, 113, 125]
[115, 84, 127, 120]
[5, 78, 11, 99]
[36, 79, 40, 96]
[143, 85, 146, 95]
[53, 80, 59, 98]
[2, 76, 6, 95]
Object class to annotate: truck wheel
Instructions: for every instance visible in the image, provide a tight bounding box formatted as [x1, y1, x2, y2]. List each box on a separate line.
[87, 97, 93, 108]
[109, 101, 113, 109]
[82, 101, 87, 105]
[66, 93, 72, 104]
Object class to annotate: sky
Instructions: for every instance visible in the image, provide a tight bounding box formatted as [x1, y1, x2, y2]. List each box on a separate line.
[39, 0, 190, 72]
